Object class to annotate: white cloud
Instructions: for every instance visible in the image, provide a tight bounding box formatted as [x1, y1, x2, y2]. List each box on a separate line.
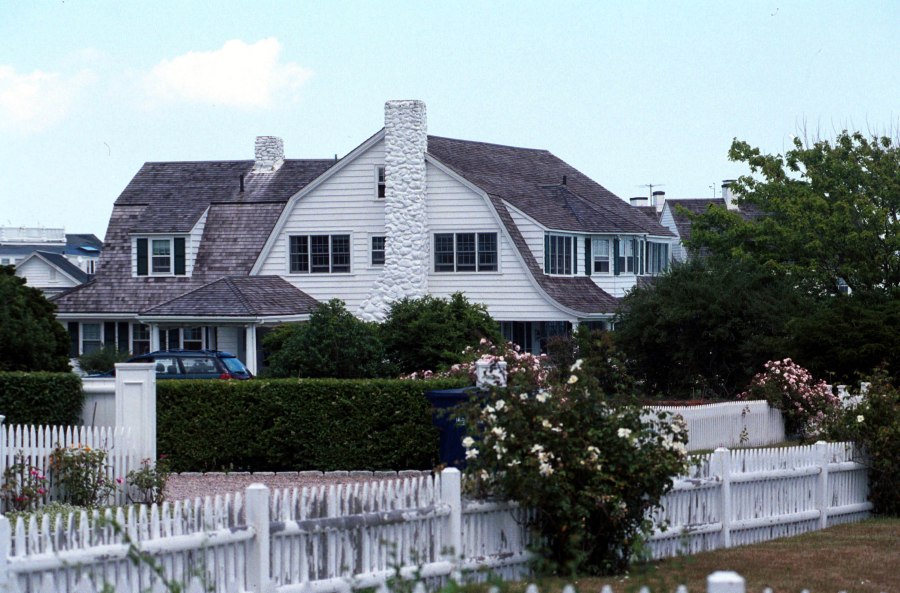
[144, 38, 312, 108]
[0, 66, 93, 134]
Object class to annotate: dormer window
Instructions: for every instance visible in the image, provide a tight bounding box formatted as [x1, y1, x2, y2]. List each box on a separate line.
[544, 233, 575, 275]
[376, 166, 386, 199]
[135, 237, 186, 276]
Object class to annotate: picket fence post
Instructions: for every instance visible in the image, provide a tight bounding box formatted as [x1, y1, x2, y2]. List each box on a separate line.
[114, 362, 156, 464]
[707, 570, 745, 593]
[440, 468, 463, 564]
[815, 441, 830, 529]
[0, 515, 9, 590]
[712, 448, 732, 548]
[245, 483, 271, 593]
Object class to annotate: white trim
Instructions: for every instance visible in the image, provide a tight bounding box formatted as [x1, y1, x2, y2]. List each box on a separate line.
[369, 233, 386, 268]
[56, 313, 138, 321]
[138, 314, 311, 324]
[430, 230, 501, 274]
[284, 232, 354, 275]
[15, 252, 83, 284]
[374, 164, 386, 200]
[251, 129, 387, 275]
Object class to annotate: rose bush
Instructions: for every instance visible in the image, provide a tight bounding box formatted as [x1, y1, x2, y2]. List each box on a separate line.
[739, 358, 840, 442]
[459, 359, 689, 576]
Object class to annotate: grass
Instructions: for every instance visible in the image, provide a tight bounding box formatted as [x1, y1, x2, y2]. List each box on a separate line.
[473, 518, 899, 593]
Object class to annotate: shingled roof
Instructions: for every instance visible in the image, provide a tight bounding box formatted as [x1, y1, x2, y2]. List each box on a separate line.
[141, 276, 319, 317]
[667, 198, 765, 246]
[54, 158, 334, 315]
[427, 136, 673, 237]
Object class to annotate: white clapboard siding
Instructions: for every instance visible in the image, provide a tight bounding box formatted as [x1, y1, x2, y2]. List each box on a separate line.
[0, 423, 137, 510]
[645, 401, 786, 451]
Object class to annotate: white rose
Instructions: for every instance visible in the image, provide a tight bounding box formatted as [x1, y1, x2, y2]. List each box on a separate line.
[567, 375, 579, 385]
[465, 448, 479, 460]
[856, 415, 864, 424]
[462, 436, 475, 448]
[617, 428, 632, 439]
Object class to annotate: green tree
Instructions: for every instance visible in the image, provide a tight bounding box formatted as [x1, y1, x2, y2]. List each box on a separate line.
[689, 131, 900, 295]
[262, 299, 395, 379]
[614, 258, 809, 398]
[0, 266, 70, 372]
[380, 292, 502, 374]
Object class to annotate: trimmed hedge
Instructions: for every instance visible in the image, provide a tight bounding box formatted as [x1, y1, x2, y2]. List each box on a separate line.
[0, 372, 84, 426]
[157, 377, 469, 472]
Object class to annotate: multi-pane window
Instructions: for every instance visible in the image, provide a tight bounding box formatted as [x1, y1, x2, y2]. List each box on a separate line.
[545, 234, 574, 275]
[618, 238, 638, 274]
[371, 236, 386, 266]
[151, 239, 172, 274]
[434, 232, 498, 272]
[82, 323, 102, 354]
[289, 235, 351, 273]
[592, 238, 610, 274]
[183, 327, 203, 350]
[376, 166, 386, 199]
[136, 237, 186, 276]
[647, 242, 669, 275]
[132, 324, 151, 355]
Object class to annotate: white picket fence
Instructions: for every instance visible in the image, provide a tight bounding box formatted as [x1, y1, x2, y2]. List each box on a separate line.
[647, 441, 871, 559]
[0, 421, 138, 510]
[0, 469, 534, 593]
[644, 401, 785, 451]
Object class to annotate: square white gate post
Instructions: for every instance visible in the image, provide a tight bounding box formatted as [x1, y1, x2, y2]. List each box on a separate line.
[114, 362, 156, 463]
[440, 468, 462, 564]
[815, 441, 830, 529]
[246, 484, 271, 593]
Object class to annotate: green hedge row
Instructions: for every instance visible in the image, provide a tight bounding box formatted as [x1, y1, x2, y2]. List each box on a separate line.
[157, 377, 469, 472]
[0, 372, 84, 426]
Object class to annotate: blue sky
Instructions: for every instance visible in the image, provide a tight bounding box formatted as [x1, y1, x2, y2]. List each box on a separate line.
[1, 1, 897, 240]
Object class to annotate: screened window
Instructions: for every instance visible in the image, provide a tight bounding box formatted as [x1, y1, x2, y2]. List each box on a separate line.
[545, 234, 574, 275]
[592, 238, 610, 274]
[289, 235, 351, 273]
[433, 232, 498, 272]
[371, 236, 386, 266]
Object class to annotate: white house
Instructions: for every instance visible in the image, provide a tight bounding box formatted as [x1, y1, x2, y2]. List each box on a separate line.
[54, 101, 675, 371]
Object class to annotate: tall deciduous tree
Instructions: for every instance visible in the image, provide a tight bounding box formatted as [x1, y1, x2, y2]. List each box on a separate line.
[690, 131, 900, 294]
[0, 266, 71, 372]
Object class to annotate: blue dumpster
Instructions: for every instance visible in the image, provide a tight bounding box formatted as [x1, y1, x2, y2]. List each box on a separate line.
[425, 387, 481, 468]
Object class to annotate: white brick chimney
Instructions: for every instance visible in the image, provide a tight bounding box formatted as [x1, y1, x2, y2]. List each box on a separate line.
[358, 100, 429, 322]
[254, 136, 284, 172]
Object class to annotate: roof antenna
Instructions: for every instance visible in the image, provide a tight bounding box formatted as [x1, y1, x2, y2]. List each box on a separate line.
[239, 174, 245, 192]
[562, 175, 567, 185]
[638, 183, 665, 198]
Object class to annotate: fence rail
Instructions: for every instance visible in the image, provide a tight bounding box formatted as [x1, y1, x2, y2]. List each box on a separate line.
[647, 441, 871, 559]
[645, 400, 785, 451]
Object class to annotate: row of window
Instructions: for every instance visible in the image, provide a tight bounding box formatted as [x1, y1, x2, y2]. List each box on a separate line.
[69, 322, 212, 357]
[287, 233, 499, 274]
[545, 234, 670, 276]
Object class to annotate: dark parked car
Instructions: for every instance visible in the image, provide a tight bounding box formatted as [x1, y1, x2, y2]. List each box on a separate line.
[126, 350, 253, 380]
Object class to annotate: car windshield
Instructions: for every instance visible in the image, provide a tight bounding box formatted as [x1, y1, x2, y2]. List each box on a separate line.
[221, 357, 249, 374]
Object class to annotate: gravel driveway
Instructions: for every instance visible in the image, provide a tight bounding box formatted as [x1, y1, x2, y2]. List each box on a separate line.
[164, 470, 429, 502]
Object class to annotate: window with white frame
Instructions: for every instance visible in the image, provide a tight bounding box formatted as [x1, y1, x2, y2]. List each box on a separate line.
[376, 166, 386, 199]
[434, 232, 498, 272]
[545, 234, 574, 275]
[592, 238, 611, 274]
[132, 324, 150, 355]
[647, 242, 669, 275]
[289, 235, 351, 273]
[617, 238, 638, 274]
[371, 236, 385, 266]
[81, 323, 102, 354]
[182, 327, 203, 350]
[135, 237, 186, 276]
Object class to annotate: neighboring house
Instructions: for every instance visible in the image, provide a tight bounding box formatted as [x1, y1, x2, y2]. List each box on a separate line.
[53, 101, 675, 372]
[2, 227, 101, 292]
[14, 251, 90, 297]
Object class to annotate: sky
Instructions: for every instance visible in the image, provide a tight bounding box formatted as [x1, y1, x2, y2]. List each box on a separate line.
[1, 1, 898, 240]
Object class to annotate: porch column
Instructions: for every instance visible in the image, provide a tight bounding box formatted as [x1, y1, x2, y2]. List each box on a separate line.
[244, 325, 258, 375]
[149, 324, 161, 351]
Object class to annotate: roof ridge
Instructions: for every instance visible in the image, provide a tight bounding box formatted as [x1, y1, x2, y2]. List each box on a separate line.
[428, 135, 550, 153]
[223, 277, 259, 316]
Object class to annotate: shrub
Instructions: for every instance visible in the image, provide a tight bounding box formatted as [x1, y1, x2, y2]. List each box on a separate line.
[77, 345, 131, 375]
[262, 299, 396, 378]
[126, 457, 172, 505]
[0, 266, 71, 372]
[0, 371, 84, 425]
[827, 371, 900, 516]
[381, 293, 502, 374]
[739, 358, 840, 442]
[156, 377, 467, 472]
[1, 452, 49, 512]
[49, 443, 118, 507]
[460, 360, 689, 576]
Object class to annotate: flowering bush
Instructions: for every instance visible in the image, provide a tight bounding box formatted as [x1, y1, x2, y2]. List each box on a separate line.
[740, 358, 840, 441]
[126, 456, 172, 505]
[1, 452, 48, 512]
[459, 360, 689, 575]
[49, 443, 118, 507]
[826, 370, 900, 516]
